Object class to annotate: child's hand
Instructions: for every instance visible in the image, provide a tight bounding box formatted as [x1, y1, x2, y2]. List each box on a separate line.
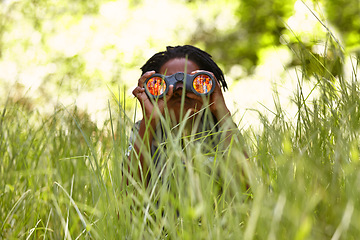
[188, 70, 230, 120]
[132, 70, 174, 122]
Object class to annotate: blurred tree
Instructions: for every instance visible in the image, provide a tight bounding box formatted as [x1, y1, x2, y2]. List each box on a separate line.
[189, 0, 356, 79]
[0, 0, 358, 115]
[190, 0, 296, 74]
[288, 38, 343, 79]
[324, 0, 360, 53]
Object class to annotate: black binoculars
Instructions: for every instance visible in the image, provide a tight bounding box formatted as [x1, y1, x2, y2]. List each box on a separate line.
[144, 72, 215, 98]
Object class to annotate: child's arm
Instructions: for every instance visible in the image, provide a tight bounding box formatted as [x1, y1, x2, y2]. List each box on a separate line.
[129, 71, 174, 185]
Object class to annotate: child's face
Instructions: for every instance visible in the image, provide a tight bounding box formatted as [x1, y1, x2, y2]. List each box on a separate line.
[159, 58, 204, 122]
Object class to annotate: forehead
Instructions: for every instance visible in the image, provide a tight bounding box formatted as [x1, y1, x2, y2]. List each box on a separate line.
[159, 58, 200, 76]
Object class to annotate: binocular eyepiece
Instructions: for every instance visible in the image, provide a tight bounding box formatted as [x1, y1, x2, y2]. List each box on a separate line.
[144, 72, 215, 98]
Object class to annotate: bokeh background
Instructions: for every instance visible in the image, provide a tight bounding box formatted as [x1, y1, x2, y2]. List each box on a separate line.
[2, 1, 360, 239]
[1, 0, 359, 129]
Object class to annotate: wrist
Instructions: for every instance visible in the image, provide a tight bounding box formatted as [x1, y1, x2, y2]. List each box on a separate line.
[212, 107, 238, 129]
[140, 117, 158, 133]
[211, 104, 231, 120]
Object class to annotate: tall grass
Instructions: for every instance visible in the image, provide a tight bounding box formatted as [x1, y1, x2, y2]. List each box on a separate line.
[1, 33, 360, 240]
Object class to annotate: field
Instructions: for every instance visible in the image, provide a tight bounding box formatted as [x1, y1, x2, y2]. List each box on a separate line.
[1, 0, 360, 237]
[1, 46, 360, 239]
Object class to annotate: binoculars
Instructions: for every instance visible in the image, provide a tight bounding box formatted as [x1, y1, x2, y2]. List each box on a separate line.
[144, 72, 215, 98]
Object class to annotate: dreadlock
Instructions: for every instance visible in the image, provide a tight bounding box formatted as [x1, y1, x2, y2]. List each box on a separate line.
[140, 45, 228, 91]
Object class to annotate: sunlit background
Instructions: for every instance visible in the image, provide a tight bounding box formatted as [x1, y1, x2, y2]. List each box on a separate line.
[1, 0, 359, 130]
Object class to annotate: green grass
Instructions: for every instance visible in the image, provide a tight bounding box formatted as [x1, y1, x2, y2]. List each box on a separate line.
[1, 40, 360, 240]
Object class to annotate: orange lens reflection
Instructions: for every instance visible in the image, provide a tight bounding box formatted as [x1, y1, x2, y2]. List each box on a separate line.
[193, 75, 213, 94]
[147, 77, 167, 96]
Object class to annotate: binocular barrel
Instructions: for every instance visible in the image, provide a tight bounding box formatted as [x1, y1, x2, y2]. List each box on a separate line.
[144, 72, 215, 98]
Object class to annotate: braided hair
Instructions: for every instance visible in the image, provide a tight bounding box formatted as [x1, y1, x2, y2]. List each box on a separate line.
[140, 45, 228, 91]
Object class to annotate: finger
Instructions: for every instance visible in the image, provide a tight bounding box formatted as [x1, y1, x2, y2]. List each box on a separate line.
[132, 86, 143, 97]
[213, 77, 222, 91]
[138, 70, 155, 88]
[132, 86, 149, 103]
[186, 91, 203, 102]
[191, 70, 215, 78]
[164, 85, 174, 102]
[191, 70, 204, 74]
[133, 87, 156, 116]
[142, 97, 155, 115]
[190, 70, 218, 89]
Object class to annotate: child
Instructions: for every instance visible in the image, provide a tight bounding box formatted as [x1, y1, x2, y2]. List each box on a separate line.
[129, 45, 246, 184]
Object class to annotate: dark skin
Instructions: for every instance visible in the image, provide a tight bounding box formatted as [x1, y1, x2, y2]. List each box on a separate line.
[131, 58, 239, 183]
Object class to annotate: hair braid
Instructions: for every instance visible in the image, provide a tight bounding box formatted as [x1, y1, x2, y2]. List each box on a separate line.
[140, 45, 228, 91]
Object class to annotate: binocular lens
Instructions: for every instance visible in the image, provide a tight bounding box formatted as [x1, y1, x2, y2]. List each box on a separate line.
[144, 72, 214, 98]
[146, 77, 167, 96]
[193, 74, 213, 94]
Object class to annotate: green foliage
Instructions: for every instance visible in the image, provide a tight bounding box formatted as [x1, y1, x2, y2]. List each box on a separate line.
[191, 0, 358, 76]
[191, 0, 296, 73]
[324, 0, 360, 50]
[0, 94, 116, 238]
[2, 44, 360, 238]
[1, 0, 360, 239]
[1, 0, 358, 107]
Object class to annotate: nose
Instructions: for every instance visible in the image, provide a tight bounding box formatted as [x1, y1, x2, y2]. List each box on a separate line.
[174, 82, 184, 90]
[173, 83, 184, 97]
